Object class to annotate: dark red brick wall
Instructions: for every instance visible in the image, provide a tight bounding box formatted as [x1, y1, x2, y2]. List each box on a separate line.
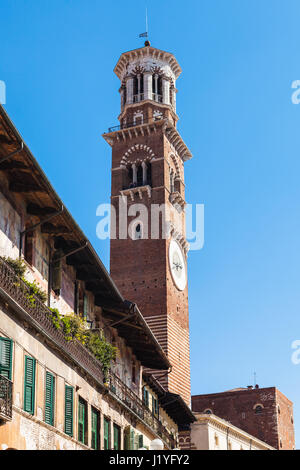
[109, 111, 191, 404]
[192, 387, 295, 450]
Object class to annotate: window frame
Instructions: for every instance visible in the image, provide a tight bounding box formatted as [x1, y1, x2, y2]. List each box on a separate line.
[45, 370, 55, 426]
[64, 385, 74, 437]
[23, 355, 36, 415]
[0, 337, 13, 380]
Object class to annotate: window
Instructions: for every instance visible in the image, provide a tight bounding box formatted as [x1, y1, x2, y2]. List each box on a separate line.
[64, 385, 74, 437]
[146, 162, 152, 186]
[134, 224, 142, 240]
[137, 165, 143, 186]
[254, 405, 263, 414]
[143, 387, 149, 407]
[104, 417, 110, 450]
[214, 434, 219, 446]
[152, 397, 159, 416]
[204, 408, 212, 414]
[0, 337, 13, 379]
[23, 355, 36, 415]
[132, 363, 136, 383]
[91, 407, 100, 450]
[78, 397, 88, 445]
[113, 424, 121, 450]
[138, 434, 144, 449]
[45, 371, 55, 426]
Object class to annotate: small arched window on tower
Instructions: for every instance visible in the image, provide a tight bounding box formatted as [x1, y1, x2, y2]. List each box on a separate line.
[147, 162, 152, 186]
[254, 404, 264, 414]
[152, 74, 163, 102]
[204, 408, 213, 415]
[128, 166, 134, 188]
[137, 164, 143, 187]
[133, 74, 144, 102]
[134, 223, 142, 240]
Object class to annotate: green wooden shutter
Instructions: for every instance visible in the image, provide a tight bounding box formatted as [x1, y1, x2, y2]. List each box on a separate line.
[65, 385, 74, 436]
[104, 418, 110, 450]
[45, 371, 55, 426]
[78, 397, 86, 444]
[0, 337, 12, 380]
[23, 356, 36, 415]
[113, 424, 120, 450]
[143, 387, 149, 407]
[124, 426, 130, 450]
[138, 434, 144, 449]
[91, 407, 99, 450]
[130, 428, 135, 450]
[152, 397, 158, 416]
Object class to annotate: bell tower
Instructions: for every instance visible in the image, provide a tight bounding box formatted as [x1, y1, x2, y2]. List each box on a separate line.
[103, 42, 192, 405]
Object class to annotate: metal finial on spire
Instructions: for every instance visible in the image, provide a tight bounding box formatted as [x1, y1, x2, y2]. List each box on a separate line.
[139, 7, 150, 44]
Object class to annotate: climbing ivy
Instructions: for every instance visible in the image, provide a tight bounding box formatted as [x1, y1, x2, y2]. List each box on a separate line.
[3, 256, 117, 377]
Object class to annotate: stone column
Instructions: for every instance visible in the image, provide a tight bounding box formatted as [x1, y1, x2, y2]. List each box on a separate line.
[143, 72, 152, 100]
[132, 163, 137, 185]
[162, 78, 170, 105]
[142, 161, 147, 185]
[126, 77, 133, 104]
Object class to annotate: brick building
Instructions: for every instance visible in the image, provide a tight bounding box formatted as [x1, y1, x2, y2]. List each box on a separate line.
[103, 41, 192, 406]
[191, 386, 295, 450]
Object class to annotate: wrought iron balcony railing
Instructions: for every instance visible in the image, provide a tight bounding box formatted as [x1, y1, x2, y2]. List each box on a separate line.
[0, 257, 105, 386]
[152, 93, 163, 103]
[106, 117, 163, 133]
[108, 372, 177, 449]
[0, 375, 12, 421]
[133, 93, 144, 103]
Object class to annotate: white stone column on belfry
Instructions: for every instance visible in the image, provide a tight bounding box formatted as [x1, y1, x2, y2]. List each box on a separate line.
[126, 76, 134, 104]
[142, 161, 147, 185]
[171, 87, 177, 112]
[143, 72, 152, 101]
[162, 78, 170, 105]
[132, 163, 137, 185]
[120, 88, 125, 111]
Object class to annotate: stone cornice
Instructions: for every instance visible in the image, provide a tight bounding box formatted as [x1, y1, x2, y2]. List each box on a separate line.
[103, 119, 192, 163]
[194, 413, 275, 450]
[114, 46, 182, 80]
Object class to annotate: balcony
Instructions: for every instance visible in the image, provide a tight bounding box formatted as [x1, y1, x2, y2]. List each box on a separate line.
[133, 93, 144, 103]
[107, 116, 163, 134]
[108, 372, 177, 449]
[0, 257, 105, 386]
[152, 93, 163, 103]
[0, 375, 12, 421]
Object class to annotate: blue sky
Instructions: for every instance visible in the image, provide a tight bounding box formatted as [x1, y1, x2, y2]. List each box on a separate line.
[1, 0, 300, 447]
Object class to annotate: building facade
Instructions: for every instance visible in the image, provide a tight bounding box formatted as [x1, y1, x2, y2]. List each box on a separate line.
[0, 103, 194, 450]
[103, 42, 192, 406]
[191, 386, 295, 450]
[190, 413, 274, 451]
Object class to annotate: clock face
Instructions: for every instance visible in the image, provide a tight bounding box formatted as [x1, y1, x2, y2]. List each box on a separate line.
[169, 240, 187, 291]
